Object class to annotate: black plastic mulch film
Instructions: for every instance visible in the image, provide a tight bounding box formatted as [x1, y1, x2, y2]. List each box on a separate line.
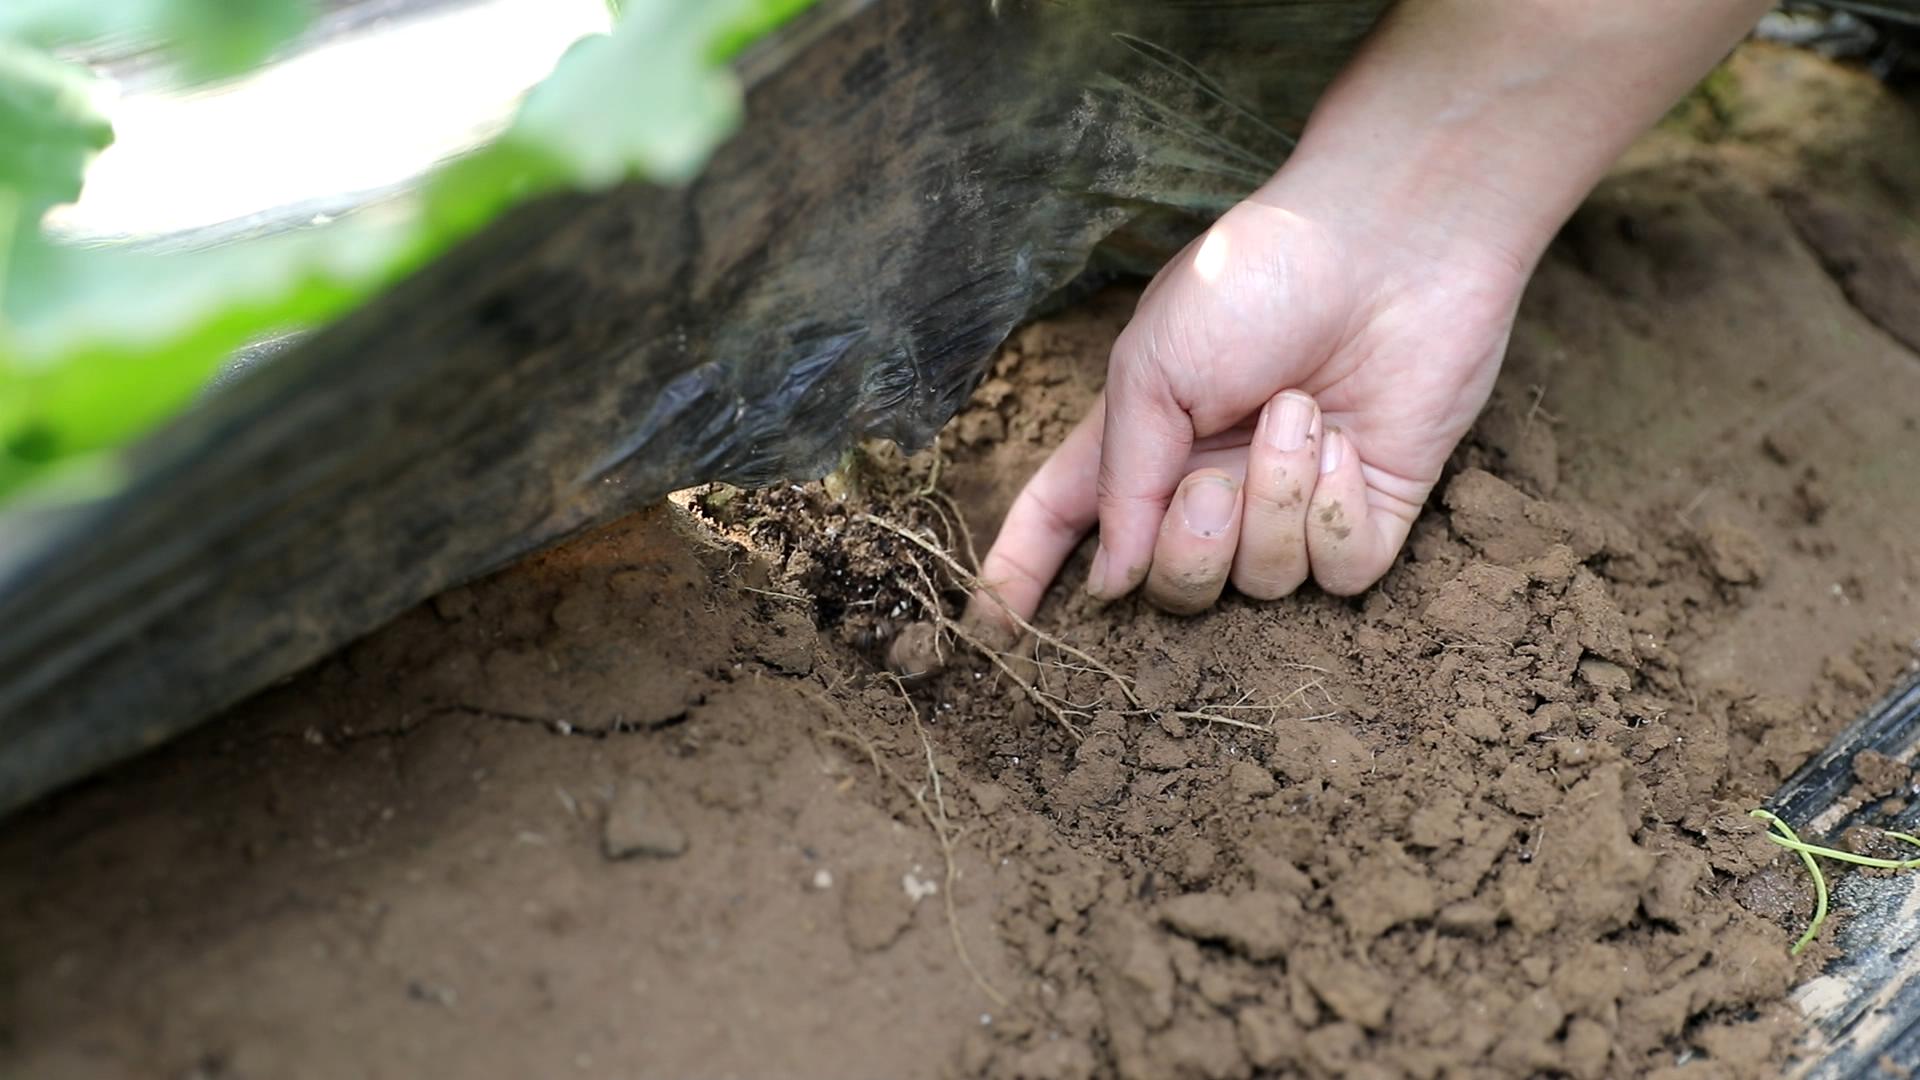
[0, 0, 1389, 818]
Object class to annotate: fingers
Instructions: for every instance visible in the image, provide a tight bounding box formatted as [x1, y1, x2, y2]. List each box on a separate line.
[965, 404, 1104, 641]
[971, 382, 1419, 638]
[1231, 391, 1321, 600]
[1090, 339, 1195, 601]
[1305, 428, 1416, 596]
[1143, 469, 1244, 615]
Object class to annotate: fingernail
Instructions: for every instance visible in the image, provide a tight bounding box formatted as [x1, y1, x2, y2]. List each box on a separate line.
[1320, 429, 1346, 475]
[1264, 392, 1314, 452]
[1182, 476, 1239, 538]
[1087, 546, 1111, 598]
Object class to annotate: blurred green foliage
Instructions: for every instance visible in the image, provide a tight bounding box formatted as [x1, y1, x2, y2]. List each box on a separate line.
[0, 0, 815, 505]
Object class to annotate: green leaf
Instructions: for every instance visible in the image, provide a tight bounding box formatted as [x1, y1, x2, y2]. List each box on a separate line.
[3, 222, 402, 461]
[707, 0, 820, 59]
[511, 13, 744, 188]
[0, 0, 818, 505]
[160, 0, 316, 81]
[0, 40, 112, 211]
[0, 0, 316, 82]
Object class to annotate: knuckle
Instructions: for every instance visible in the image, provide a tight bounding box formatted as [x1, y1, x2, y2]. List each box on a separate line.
[1230, 565, 1304, 601]
[1145, 562, 1227, 616]
[1244, 473, 1311, 514]
[1312, 558, 1386, 597]
[987, 550, 1048, 595]
[1021, 486, 1083, 546]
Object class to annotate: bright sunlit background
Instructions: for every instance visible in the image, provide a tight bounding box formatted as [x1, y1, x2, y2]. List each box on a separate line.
[46, 0, 610, 242]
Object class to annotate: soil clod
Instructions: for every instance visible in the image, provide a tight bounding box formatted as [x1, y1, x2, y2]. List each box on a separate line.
[602, 780, 689, 859]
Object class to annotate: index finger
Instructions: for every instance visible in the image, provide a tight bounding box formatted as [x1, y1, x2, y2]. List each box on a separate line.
[1089, 343, 1196, 600]
[965, 402, 1104, 640]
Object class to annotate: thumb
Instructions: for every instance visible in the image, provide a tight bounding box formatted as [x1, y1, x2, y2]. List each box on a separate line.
[1089, 328, 1195, 600]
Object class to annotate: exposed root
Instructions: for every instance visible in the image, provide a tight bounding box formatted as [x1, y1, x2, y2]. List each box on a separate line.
[941, 611, 1086, 740]
[1162, 706, 1343, 734]
[888, 676, 1010, 1011]
[741, 584, 812, 605]
[924, 489, 982, 575]
[860, 511, 1333, 739]
[888, 559, 1087, 739]
[915, 443, 946, 499]
[810, 682, 1010, 1011]
[1141, 684, 1342, 735]
[858, 513, 1140, 707]
[897, 548, 950, 667]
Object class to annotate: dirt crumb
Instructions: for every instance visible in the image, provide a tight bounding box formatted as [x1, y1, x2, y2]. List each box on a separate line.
[1444, 468, 1569, 564]
[1853, 749, 1910, 799]
[887, 621, 947, 677]
[1158, 891, 1297, 960]
[602, 779, 689, 859]
[1696, 518, 1770, 585]
[843, 864, 917, 952]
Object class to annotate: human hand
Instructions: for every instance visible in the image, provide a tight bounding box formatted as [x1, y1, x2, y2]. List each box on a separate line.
[959, 0, 1774, 632]
[968, 173, 1526, 626]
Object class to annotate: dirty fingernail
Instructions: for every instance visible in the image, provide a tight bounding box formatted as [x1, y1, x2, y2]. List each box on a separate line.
[1265, 392, 1314, 453]
[1320, 429, 1346, 475]
[1182, 476, 1239, 538]
[1087, 546, 1112, 598]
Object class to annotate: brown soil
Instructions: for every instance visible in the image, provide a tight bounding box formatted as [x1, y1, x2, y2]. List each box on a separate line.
[7, 44, 1920, 1080]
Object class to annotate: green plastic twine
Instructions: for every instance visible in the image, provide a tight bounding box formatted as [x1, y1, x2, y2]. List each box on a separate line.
[1750, 808, 1920, 955]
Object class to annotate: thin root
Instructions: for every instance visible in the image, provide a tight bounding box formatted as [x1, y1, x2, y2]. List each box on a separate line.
[863, 512, 1325, 740]
[742, 584, 813, 605]
[810, 680, 1010, 1011]
[925, 600, 1086, 741]
[859, 513, 1139, 708]
[886, 676, 1010, 1010]
[927, 490, 983, 575]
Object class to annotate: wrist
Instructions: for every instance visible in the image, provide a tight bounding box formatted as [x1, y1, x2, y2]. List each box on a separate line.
[1251, 0, 1772, 287]
[1251, 134, 1550, 293]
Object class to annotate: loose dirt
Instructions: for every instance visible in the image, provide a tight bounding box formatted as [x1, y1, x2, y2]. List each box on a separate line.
[6, 44, 1920, 1080]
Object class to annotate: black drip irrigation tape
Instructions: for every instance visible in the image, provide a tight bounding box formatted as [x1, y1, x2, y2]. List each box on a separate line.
[1769, 675, 1920, 1077]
